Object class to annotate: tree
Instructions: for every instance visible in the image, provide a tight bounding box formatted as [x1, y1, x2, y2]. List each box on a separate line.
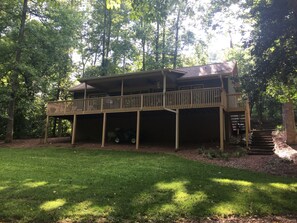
[248, 0, 297, 143]
[5, 0, 28, 143]
[1, 0, 81, 141]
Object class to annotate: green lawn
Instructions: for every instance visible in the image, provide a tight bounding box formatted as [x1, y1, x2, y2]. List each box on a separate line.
[0, 147, 296, 222]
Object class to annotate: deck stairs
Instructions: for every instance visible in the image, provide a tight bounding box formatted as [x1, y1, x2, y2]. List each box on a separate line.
[248, 130, 275, 155]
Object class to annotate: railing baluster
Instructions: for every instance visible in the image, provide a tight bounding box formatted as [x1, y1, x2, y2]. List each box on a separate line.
[47, 87, 246, 115]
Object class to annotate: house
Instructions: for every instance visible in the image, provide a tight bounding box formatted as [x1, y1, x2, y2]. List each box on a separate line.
[45, 61, 250, 150]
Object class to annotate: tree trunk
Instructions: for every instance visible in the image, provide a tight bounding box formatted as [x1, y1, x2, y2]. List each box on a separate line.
[101, 0, 107, 69]
[289, 0, 297, 19]
[282, 101, 297, 144]
[162, 24, 166, 68]
[141, 18, 146, 71]
[173, 8, 180, 69]
[105, 10, 112, 72]
[155, 19, 160, 64]
[5, 0, 28, 143]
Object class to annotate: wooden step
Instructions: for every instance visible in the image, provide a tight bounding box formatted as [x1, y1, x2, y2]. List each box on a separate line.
[247, 150, 274, 155]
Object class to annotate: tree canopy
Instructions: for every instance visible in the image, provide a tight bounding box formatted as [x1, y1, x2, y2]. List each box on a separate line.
[0, 0, 296, 142]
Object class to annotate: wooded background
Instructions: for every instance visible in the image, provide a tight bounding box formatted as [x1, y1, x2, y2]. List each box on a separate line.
[0, 0, 296, 143]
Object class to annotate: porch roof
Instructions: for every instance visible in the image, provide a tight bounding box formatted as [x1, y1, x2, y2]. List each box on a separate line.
[70, 61, 237, 92]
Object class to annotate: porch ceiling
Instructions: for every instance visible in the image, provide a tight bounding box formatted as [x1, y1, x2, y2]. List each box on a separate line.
[82, 70, 183, 92]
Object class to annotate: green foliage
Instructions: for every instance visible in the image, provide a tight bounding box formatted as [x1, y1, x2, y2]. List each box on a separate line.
[0, 0, 82, 139]
[0, 148, 296, 222]
[77, 0, 199, 75]
[197, 147, 247, 160]
[248, 0, 297, 103]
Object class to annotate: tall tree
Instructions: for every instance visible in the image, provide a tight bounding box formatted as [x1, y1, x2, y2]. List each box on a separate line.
[249, 0, 297, 143]
[1, 0, 81, 141]
[5, 0, 28, 143]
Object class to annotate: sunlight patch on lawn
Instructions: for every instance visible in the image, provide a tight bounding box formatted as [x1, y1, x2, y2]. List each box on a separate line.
[269, 183, 297, 191]
[66, 200, 113, 217]
[0, 186, 8, 191]
[23, 181, 47, 188]
[142, 181, 207, 217]
[40, 199, 66, 211]
[156, 180, 207, 203]
[211, 178, 252, 186]
[156, 180, 207, 202]
[211, 202, 241, 215]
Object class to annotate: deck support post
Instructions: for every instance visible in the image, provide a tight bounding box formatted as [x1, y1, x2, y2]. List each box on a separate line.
[71, 114, 77, 145]
[101, 112, 106, 147]
[136, 111, 140, 150]
[223, 112, 226, 141]
[44, 115, 49, 144]
[175, 109, 179, 151]
[245, 108, 249, 148]
[219, 107, 224, 151]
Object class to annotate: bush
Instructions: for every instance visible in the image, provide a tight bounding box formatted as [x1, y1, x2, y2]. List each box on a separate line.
[196, 147, 246, 160]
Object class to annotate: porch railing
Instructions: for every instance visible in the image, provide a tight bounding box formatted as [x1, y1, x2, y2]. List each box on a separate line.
[47, 88, 245, 115]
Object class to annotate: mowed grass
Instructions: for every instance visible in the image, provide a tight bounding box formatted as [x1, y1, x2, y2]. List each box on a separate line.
[0, 148, 296, 222]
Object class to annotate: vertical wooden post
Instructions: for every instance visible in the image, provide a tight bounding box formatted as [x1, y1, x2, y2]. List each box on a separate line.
[44, 115, 49, 144]
[247, 101, 251, 132]
[223, 112, 226, 141]
[219, 107, 224, 151]
[163, 72, 166, 107]
[245, 109, 249, 147]
[140, 94, 143, 110]
[175, 109, 179, 150]
[101, 98, 104, 112]
[71, 114, 77, 145]
[83, 82, 87, 111]
[101, 113, 106, 147]
[120, 79, 124, 108]
[136, 111, 140, 150]
[121, 79, 124, 96]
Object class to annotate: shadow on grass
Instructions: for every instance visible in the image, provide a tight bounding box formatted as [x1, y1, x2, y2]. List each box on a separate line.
[0, 148, 296, 222]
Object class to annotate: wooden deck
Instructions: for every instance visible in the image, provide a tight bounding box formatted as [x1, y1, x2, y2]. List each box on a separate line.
[47, 88, 246, 116]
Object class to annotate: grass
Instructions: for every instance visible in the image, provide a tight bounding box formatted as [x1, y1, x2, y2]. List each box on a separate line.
[0, 147, 296, 222]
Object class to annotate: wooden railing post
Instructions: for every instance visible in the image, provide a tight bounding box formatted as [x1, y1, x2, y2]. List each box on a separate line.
[101, 98, 103, 112]
[140, 94, 143, 110]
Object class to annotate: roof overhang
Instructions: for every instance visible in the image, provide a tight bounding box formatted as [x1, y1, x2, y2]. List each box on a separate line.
[76, 69, 185, 92]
